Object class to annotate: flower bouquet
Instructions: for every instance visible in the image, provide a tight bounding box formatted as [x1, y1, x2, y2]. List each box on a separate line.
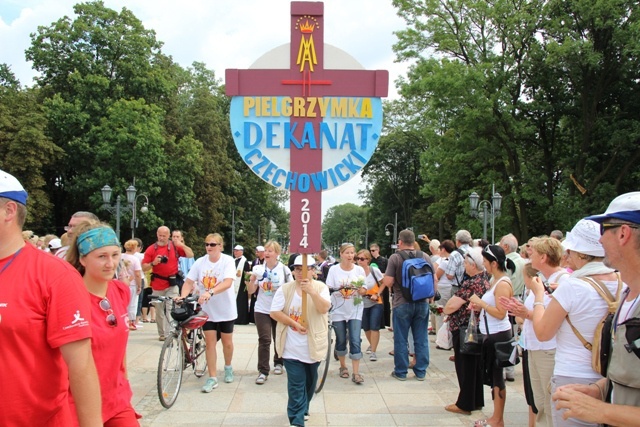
[429, 303, 444, 315]
[350, 276, 366, 306]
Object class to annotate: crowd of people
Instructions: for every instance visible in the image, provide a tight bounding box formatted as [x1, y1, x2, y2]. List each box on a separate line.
[2, 166, 639, 427]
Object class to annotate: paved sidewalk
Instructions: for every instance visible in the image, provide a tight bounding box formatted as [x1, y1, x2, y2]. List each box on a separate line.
[128, 324, 529, 427]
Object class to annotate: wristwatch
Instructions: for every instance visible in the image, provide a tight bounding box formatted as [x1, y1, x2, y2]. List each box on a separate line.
[208, 289, 214, 296]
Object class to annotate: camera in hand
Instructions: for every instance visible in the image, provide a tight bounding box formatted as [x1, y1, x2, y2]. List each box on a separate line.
[159, 255, 169, 264]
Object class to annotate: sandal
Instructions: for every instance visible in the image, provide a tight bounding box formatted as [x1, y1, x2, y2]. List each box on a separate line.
[473, 419, 490, 427]
[339, 367, 349, 378]
[150, 319, 156, 323]
[352, 373, 364, 384]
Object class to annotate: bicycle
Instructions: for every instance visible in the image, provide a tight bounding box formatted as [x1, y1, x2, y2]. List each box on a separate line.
[314, 305, 334, 394]
[150, 295, 209, 408]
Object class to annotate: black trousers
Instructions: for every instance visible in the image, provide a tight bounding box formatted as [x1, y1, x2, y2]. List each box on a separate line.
[452, 329, 485, 412]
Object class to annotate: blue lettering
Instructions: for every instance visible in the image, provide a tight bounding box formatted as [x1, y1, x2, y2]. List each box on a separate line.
[350, 150, 368, 164]
[334, 163, 350, 181]
[319, 122, 338, 149]
[310, 171, 329, 191]
[284, 122, 301, 149]
[300, 122, 317, 148]
[252, 154, 270, 175]
[339, 123, 355, 150]
[272, 168, 285, 188]
[262, 162, 277, 182]
[244, 149, 261, 165]
[357, 123, 372, 150]
[327, 168, 339, 186]
[299, 174, 310, 192]
[266, 122, 280, 148]
[342, 155, 360, 175]
[244, 122, 262, 148]
[285, 171, 298, 191]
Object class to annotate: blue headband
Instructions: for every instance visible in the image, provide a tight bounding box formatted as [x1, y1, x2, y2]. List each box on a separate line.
[77, 227, 120, 256]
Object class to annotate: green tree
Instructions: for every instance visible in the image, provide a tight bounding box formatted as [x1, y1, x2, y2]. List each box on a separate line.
[322, 203, 369, 253]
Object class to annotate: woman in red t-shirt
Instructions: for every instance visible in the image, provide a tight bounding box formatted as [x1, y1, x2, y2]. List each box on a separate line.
[67, 220, 140, 427]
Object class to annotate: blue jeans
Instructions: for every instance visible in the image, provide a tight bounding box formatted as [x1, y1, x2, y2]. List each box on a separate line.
[283, 358, 319, 427]
[392, 302, 429, 378]
[333, 319, 363, 359]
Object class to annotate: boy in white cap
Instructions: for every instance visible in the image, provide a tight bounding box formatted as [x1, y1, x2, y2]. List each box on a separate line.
[553, 192, 640, 425]
[0, 169, 102, 426]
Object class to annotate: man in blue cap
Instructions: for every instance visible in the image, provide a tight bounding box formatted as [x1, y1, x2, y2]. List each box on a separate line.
[0, 169, 102, 427]
[553, 192, 640, 425]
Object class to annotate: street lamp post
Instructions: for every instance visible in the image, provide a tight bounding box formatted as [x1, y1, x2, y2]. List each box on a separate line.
[385, 212, 398, 250]
[101, 184, 148, 241]
[131, 194, 149, 238]
[469, 184, 502, 243]
[231, 209, 244, 251]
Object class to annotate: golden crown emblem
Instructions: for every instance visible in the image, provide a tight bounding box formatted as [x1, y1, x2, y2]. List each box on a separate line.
[300, 19, 315, 33]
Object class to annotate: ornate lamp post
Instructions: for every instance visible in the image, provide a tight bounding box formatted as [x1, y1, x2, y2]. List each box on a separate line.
[469, 184, 502, 243]
[101, 184, 148, 241]
[385, 212, 398, 250]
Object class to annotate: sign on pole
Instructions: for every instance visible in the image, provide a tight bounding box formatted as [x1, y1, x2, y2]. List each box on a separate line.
[226, 1, 388, 254]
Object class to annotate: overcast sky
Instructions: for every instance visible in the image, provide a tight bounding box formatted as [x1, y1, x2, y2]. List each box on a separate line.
[0, 0, 411, 219]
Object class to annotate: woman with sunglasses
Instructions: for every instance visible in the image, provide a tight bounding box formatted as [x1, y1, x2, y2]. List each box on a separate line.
[325, 243, 367, 384]
[526, 220, 623, 427]
[468, 245, 516, 427]
[355, 249, 384, 362]
[180, 233, 237, 393]
[248, 240, 293, 384]
[67, 220, 140, 426]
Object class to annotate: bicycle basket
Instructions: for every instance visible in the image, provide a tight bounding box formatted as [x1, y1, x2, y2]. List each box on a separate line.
[171, 302, 196, 322]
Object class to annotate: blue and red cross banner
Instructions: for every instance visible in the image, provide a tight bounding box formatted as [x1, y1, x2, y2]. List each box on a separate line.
[226, 1, 388, 253]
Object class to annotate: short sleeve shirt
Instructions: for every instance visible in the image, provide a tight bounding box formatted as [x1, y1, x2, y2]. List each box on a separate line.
[385, 250, 432, 308]
[447, 271, 490, 332]
[444, 244, 470, 284]
[187, 254, 238, 322]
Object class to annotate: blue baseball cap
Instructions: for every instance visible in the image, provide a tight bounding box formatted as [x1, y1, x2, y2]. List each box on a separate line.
[0, 169, 28, 205]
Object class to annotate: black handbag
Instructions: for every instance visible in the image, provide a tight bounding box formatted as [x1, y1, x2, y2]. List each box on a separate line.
[484, 313, 520, 367]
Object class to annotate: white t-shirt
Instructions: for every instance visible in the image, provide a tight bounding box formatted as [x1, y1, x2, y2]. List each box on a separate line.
[271, 285, 331, 363]
[552, 276, 620, 378]
[254, 262, 292, 315]
[186, 254, 237, 322]
[325, 264, 366, 322]
[522, 292, 556, 351]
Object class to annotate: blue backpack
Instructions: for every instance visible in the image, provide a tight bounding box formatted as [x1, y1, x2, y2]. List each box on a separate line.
[398, 250, 435, 302]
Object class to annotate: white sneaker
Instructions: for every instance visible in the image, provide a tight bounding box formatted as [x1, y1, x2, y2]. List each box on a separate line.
[274, 364, 284, 375]
[255, 373, 268, 384]
[369, 352, 377, 361]
[304, 413, 310, 421]
[366, 346, 372, 354]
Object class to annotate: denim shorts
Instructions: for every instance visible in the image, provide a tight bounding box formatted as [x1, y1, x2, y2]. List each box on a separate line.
[362, 304, 383, 331]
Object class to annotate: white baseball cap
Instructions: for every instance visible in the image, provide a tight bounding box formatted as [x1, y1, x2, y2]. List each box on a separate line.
[48, 238, 62, 250]
[256, 245, 265, 252]
[0, 169, 28, 205]
[562, 219, 605, 257]
[233, 245, 244, 251]
[293, 254, 316, 267]
[585, 192, 640, 225]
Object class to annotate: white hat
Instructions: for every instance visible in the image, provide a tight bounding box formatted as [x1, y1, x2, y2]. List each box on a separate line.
[256, 245, 265, 252]
[293, 254, 316, 267]
[48, 238, 62, 250]
[562, 219, 605, 257]
[0, 169, 28, 205]
[233, 245, 244, 251]
[585, 192, 640, 225]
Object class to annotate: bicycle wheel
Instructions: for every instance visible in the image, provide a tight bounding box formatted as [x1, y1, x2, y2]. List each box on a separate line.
[192, 327, 208, 378]
[315, 326, 333, 394]
[157, 332, 184, 408]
